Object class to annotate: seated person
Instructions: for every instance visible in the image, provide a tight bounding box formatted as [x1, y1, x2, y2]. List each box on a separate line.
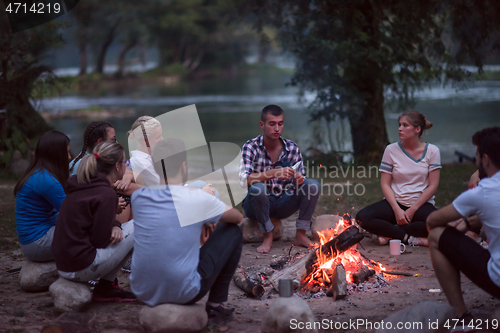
[130, 138, 243, 324]
[239, 105, 320, 253]
[52, 142, 136, 302]
[356, 111, 441, 247]
[70, 121, 138, 223]
[427, 127, 500, 327]
[14, 131, 71, 262]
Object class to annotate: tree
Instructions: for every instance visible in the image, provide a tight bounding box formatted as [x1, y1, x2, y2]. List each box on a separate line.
[0, 12, 66, 167]
[242, 0, 500, 164]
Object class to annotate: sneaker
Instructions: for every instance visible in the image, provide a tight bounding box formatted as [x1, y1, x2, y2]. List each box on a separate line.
[407, 236, 428, 247]
[378, 236, 390, 246]
[92, 278, 137, 303]
[450, 312, 475, 332]
[206, 303, 234, 325]
[121, 258, 132, 273]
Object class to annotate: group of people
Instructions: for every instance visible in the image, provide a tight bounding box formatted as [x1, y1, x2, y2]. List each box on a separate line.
[13, 104, 500, 327]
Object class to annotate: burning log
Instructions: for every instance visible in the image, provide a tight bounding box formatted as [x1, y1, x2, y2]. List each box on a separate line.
[382, 271, 413, 277]
[326, 264, 347, 300]
[233, 267, 265, 298]
[305, 226, 364, 278]
[352, 266, 376, 284]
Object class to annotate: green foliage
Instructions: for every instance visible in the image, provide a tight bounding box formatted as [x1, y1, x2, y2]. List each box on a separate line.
[0, 11, 66, 167]
[242, 0, 500, 164]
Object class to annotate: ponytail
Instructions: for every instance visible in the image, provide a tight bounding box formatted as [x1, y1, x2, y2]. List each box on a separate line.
[77, 142, 124, 184]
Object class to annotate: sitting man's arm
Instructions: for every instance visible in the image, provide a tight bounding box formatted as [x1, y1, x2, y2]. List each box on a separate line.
[427, 204, 482, 232]
[219, 207, 243, 224]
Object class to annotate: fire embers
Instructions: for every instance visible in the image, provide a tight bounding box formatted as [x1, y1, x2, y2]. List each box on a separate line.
[300, 220, 388, 299]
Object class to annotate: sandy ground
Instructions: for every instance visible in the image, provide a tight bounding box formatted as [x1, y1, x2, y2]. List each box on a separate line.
[1, 217, 499, 333]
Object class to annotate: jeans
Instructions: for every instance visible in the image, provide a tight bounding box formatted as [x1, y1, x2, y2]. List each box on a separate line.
[58, 221, 134, 282]
[243, 179, 320, 233]
[20, 225, 55, 262]
[356, 199, 436, 240]
[187, 222, 242, 304]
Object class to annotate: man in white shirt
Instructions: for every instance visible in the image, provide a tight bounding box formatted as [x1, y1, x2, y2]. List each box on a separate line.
[131, 138, 243, 325]
[427, 127, 500, 325]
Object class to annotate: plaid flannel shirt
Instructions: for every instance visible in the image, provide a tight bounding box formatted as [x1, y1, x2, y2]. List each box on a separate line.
[239, 135, 306, 196]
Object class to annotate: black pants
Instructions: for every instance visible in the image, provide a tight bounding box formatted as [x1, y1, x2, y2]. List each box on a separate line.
[356, 199, 436, 240]
[439, 227, 500, 299]
[187, 222, 243, 304]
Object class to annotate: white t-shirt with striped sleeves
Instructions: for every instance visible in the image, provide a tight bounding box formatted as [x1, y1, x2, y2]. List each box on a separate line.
[379, 142, 442, 207]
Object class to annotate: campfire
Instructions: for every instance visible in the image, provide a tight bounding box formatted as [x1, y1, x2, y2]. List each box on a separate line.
[234, 214, 405, 301]
[300, 214, 386, 297]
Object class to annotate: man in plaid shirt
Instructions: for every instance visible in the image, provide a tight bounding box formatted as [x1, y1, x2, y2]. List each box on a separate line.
[239, 105, 320, 253]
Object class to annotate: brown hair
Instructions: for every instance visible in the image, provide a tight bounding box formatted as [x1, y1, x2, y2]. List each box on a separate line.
[77, 142, 124, 184]
[398, 110, 433, 137]
[14, 131, 70, 196]
[70, 121, 114, 173]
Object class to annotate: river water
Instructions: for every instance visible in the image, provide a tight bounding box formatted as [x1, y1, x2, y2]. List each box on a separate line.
[38, 73, 500, 165]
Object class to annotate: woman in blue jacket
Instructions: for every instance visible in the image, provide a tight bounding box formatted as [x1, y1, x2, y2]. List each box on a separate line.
[14, 130, 71, 262]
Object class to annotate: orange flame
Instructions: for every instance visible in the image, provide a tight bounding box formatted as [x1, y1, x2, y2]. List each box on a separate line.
[303, 220, 389, 290]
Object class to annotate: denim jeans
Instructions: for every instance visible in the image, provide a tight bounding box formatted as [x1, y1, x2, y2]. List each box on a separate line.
[242, 179, 320, 233]
[187, 222, 242, 304]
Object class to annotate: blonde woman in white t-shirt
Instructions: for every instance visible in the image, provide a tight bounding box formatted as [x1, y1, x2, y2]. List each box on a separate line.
[356, 111, 442, 247]
[128, 116, 165, 187]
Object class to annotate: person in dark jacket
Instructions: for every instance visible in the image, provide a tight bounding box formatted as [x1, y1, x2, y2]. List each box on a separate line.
[52, 141, 136, 302]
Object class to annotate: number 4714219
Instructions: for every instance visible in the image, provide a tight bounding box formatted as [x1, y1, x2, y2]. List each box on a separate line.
[5, 2, 61, 14]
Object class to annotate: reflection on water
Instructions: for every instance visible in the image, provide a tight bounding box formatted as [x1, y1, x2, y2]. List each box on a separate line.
[43, 74, 500, 164]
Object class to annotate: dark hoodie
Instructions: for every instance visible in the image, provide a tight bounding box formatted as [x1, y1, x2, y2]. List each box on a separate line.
[52, 172, 121, 272]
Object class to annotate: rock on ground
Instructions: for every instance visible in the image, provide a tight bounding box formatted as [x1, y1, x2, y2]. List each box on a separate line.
[19, 260, 59, 292]
[49, 278, 92, 312]
[240, 218, 282, 243]
[375, 301, 454, 333]
[310, 215, 342, 241]
[139, 303, 207, 333]
[262, 296, 317, 333]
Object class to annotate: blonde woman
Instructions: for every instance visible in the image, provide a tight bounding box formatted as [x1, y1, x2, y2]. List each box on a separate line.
[52, 142, 136, 302]
[128, 116, 164, 187]
[356, 111, 441, 247]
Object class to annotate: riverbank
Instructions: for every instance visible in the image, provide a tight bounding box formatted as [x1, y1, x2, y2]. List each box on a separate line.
[2, 162, 495, 333]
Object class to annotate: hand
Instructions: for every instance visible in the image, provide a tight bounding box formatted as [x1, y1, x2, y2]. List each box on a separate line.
[293, 172, 305, 185]
[394, 208, 408, 225]
[273, 167, 295, 180]
[403, 207, 415, 223]
[468, 170, 480, 189]
[114, 177, 132, 191]
[202, 183, 216, 196]
[117, 197, 126, 214]
[110, 226, 123, 245]
[200, 223, 216, 246]
[456, 220, 468, 233]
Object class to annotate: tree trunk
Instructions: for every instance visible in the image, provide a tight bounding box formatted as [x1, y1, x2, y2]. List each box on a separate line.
[78, 30, 87, 76]
[348, 78, 389, 165]
[115, 39, 138, 78]
[95, 22, 120, 74]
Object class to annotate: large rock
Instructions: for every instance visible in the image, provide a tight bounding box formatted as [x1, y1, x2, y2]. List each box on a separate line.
[262, 296, 317, 333]
[19, 260, 59, 292]
[375, 301, 454, 333]
[139, 303, 208, 333]
[240, 218, 282, 243]
[49, 278, 92, 312]
[310, 215, 342, 241]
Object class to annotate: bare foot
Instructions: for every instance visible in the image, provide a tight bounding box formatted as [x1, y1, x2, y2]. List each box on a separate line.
[257, 232, 273, 253]
[294, 230, 312, 248]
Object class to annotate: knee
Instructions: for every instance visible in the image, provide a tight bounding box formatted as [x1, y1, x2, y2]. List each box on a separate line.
[248, 183, 267, 202]
[301, 178, 320, 197]
[428, 227, 445, 248]
[355, 207, 370, 226]
[223, 222, 243, 243]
